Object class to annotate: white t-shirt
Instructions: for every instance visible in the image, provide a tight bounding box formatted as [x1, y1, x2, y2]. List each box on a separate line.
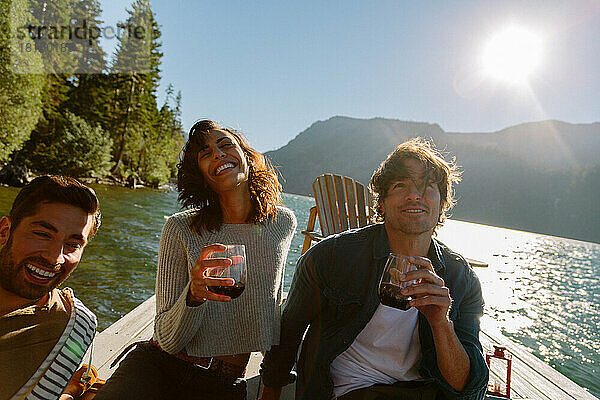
[330, 303, 422, 398]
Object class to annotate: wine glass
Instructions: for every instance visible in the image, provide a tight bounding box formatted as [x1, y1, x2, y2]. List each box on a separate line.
[206, 244, 247, 299]
[378, 253, 417, 310]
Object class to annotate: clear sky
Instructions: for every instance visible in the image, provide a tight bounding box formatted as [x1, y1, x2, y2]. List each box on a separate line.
[99, 0, 600, 152]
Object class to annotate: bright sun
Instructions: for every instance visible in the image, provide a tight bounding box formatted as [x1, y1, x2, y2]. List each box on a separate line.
[482, 26, 543, 84]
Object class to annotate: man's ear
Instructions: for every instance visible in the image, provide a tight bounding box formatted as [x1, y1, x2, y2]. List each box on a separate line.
[0, 216, 11, 247]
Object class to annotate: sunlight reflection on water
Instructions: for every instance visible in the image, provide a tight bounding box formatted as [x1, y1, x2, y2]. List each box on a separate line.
[435, 219, 600, 396]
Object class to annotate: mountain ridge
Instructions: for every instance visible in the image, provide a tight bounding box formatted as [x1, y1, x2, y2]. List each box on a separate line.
[265, 116, 599, 243]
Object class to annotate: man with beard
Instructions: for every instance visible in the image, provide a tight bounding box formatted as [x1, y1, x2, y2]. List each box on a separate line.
[261, 138, 488, 400]
[0, 175, 101, 400]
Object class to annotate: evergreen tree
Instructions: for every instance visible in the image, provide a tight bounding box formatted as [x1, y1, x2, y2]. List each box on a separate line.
[160, 86, 185, 174]
[18, 0, 116, 178]
[64, 0, 110, 128]
[26, 0, 76, 123]
[139, 85, 184, 186]
[69, 0, 106, 73]
[20, 0, 77, 168]
[107, 0, 168, 184]
[0, 0, 44, 163]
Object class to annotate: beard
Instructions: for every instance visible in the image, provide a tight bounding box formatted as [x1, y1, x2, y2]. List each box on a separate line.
[387, 218, 435, 236]
[384, 211, 437, 236]
[0, 239, 67, 301]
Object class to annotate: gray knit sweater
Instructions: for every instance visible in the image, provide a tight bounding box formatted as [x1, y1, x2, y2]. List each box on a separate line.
[153, 206, 296, 357]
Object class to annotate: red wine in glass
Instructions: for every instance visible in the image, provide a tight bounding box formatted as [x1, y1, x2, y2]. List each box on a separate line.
[206, 244, 247, 299]
[378, 253, 417, 310]
[379, 282, 410, 310]
[208, 282, 245, 299]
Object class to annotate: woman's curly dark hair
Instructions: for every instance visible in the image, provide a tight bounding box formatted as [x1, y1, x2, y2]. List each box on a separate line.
[177, 120, 281, 234]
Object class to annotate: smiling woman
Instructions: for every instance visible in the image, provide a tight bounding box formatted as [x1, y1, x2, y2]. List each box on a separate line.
[95, 120, 297, 400]
[481, 25, 544, 85]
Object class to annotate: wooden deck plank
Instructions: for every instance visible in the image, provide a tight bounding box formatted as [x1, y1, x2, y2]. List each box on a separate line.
[480, 332, 549, 400]
[94, 295, 156, 379]
[92, 296, 597, 400]
[246, 352, 295, 399]
[366, 189, 373, 221]
[479, 320, 597, 400]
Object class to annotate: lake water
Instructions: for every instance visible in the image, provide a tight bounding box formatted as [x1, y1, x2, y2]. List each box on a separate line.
[0, 185, 598, 398]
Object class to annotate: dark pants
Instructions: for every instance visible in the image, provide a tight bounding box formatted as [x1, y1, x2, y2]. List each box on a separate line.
[94, 343, 247, 400]
[338, 380, 441, 400]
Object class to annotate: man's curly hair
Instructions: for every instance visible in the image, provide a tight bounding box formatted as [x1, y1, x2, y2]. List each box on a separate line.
[369, 137, 461, 230]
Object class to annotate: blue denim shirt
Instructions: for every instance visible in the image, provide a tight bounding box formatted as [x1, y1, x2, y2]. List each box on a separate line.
[261, 223, 489, 400]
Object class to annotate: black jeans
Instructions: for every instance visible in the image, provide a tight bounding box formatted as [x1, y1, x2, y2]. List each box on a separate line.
[94, 343, 247, 400]
[337, 380, 441, 400]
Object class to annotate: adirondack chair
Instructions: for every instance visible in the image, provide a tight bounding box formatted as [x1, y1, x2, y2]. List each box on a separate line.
[301, 173, 374, 254]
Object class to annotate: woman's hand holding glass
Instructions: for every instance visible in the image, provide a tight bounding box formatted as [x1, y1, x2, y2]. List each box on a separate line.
[187, 243, 236, 305]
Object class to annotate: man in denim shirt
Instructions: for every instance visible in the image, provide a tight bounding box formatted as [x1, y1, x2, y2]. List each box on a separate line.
[261, 138, 488, 400]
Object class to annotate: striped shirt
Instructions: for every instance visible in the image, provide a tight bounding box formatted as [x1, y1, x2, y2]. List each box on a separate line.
[1, 288, 97, 400]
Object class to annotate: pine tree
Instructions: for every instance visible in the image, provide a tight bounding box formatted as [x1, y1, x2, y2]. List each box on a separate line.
[64, 0, 110, 128]
[18, 0, 77, 170]
[160, 86, 185, 175]
[107, 0, 165, 184]
[139, 85, 184, 186]
[0, 0, 44, 163]
[70, 0, 106, 73]
[26, 0, 77, 124]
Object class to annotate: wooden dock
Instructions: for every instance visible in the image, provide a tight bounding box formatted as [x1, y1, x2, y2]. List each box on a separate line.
[93, 295, 597, 400]
[93, 295, 289, 399]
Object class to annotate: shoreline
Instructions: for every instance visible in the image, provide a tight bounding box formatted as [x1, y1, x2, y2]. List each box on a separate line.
[0, 164, 175, 190]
